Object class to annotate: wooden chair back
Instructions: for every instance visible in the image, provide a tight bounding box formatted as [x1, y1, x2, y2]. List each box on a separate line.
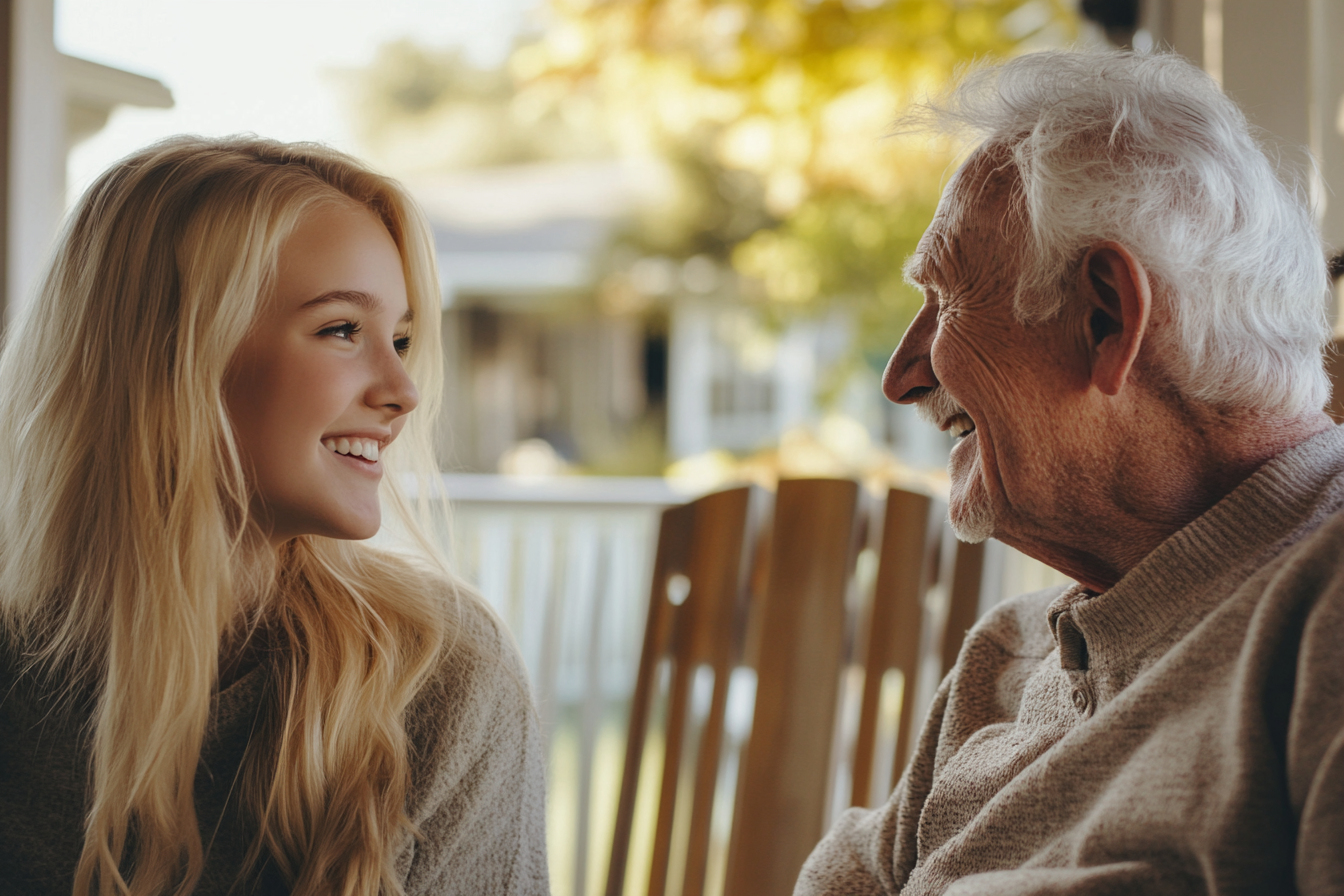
[723, 478, 862, 896]
[605, 485, 760, 896]
[607, 480, 987, 896]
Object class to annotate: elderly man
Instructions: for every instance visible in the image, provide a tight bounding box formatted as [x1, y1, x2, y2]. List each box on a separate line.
[796, 50, 1343, 895]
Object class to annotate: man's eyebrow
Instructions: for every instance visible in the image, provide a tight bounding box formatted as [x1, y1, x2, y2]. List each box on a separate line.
[299, 289, 414, 322]
[903, 252, 930, 289]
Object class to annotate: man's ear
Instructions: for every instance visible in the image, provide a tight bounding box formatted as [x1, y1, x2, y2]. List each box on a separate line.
[1079, 241, 1151, 396]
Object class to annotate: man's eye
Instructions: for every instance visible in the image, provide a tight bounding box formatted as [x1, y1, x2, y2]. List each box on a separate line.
[394, 335, 412, 358]
[320, 321, 362, 341]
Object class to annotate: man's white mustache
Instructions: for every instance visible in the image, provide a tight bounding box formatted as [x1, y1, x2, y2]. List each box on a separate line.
[916, 387, 966, 428]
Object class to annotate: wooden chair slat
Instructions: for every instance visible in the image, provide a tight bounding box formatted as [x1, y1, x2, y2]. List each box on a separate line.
[680, 665, 731, 896]
[606, 502, 692, 896]
[892, 499, 948, 789]
[676, 489, 757, 896]
[724, 478, 861, 896]
[940, 538, 986, 680]
[648, 642, 693, 896]
[608, 479, 990, 896]
[850, 488, 935, 807]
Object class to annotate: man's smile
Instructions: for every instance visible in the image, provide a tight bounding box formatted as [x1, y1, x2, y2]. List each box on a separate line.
[945, 414, 976, 439]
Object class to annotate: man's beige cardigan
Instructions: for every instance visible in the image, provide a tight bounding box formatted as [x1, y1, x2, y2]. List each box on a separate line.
[797, 425, 1344, 895]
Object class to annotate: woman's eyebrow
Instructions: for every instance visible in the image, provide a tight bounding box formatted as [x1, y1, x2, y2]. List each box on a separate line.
[300, 289, 414, 322]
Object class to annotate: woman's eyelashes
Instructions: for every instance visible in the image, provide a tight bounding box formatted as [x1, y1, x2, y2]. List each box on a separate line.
[317, 320, 411, 357]
[319, 320, 362, 341]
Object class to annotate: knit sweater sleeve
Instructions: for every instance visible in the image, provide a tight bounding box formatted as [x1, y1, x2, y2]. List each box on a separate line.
[793, 675, 955, 896]
[793, 588, 1062, 896]
[398, 595, 551, 896]
[1298, 728, 1344, 894]
[1289, 544, 1344, 895]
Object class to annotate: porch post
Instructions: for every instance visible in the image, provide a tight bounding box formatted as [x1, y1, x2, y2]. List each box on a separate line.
[7, 0, 61, 323]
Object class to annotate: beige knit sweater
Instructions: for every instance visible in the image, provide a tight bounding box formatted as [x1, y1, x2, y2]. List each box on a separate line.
[0, 590, 550, 895]
[796, 425, 1344, 896]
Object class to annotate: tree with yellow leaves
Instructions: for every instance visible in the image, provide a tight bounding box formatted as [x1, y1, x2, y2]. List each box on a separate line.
[512, 0, 1076, 368]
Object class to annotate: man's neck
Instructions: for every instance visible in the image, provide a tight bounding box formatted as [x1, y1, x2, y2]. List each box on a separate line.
[999, 402, 1336, 593]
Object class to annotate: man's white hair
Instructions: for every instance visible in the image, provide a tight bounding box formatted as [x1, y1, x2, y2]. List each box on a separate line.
[909, 50, 1332, 416]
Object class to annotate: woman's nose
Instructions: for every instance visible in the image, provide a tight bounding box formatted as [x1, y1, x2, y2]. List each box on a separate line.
[369, 349, 420, 417]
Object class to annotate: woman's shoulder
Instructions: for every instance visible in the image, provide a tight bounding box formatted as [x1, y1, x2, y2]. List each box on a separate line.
[347, 547, 533, 744]
[391, 573, 550, 892]
[418, 581, 531, 723]
[400, 573, 538, 782]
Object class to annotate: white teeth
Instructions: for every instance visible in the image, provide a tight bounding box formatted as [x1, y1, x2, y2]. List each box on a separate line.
[949, 416, 975, 439]
[323, 437, 381, 461]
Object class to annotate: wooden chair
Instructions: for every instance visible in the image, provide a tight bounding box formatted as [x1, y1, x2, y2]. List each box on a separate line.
[605, 479, 862, 896]
[606, 479, 987, 896]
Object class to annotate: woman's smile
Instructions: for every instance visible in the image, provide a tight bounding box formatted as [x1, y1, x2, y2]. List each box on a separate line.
[322, 435, 385, 463]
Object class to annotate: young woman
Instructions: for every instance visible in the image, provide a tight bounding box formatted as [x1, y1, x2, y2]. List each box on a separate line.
[0, 136, 549, 895]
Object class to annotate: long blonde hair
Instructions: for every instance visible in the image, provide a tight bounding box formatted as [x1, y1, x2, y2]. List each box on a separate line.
[0, 136, 467, 895]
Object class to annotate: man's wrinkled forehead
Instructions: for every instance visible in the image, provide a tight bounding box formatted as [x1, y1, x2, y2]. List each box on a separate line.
[904, 151, 1020, 291]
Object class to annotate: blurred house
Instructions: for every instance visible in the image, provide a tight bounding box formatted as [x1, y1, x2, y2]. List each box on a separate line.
[409, 160, 657, 473]
[410, 159, 909, 474]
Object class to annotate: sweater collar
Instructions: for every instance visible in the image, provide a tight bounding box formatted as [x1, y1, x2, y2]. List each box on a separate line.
[1057, 423, 1344, 669]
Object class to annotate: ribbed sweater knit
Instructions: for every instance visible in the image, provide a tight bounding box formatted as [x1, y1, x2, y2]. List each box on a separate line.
[0, 592, 551, 895]
[796, 424, 1344, 896]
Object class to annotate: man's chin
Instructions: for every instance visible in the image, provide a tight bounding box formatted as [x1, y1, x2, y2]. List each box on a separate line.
[948, 456, 995, 542]
[948, 508, 994, 544]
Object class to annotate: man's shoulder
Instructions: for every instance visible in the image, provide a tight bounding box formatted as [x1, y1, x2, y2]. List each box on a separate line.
[1282, 486, 1344, 563]
[1252, 495, 1344, 635]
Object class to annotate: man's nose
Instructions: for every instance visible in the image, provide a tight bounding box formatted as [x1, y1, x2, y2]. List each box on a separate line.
[882, 303, 939, 404]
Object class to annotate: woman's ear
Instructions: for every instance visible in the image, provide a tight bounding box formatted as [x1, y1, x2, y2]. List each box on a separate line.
[1080, 241, 1152, 396]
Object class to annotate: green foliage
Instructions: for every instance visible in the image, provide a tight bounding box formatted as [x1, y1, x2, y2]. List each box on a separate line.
[734, 188, 942, 360]
[515, 0, 1076, 367]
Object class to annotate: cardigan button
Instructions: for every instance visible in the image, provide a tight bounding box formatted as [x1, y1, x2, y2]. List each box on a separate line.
[1071, 688, 1092, 716]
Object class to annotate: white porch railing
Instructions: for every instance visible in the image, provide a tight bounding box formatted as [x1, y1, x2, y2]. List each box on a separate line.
[439, 474, 686, 896]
